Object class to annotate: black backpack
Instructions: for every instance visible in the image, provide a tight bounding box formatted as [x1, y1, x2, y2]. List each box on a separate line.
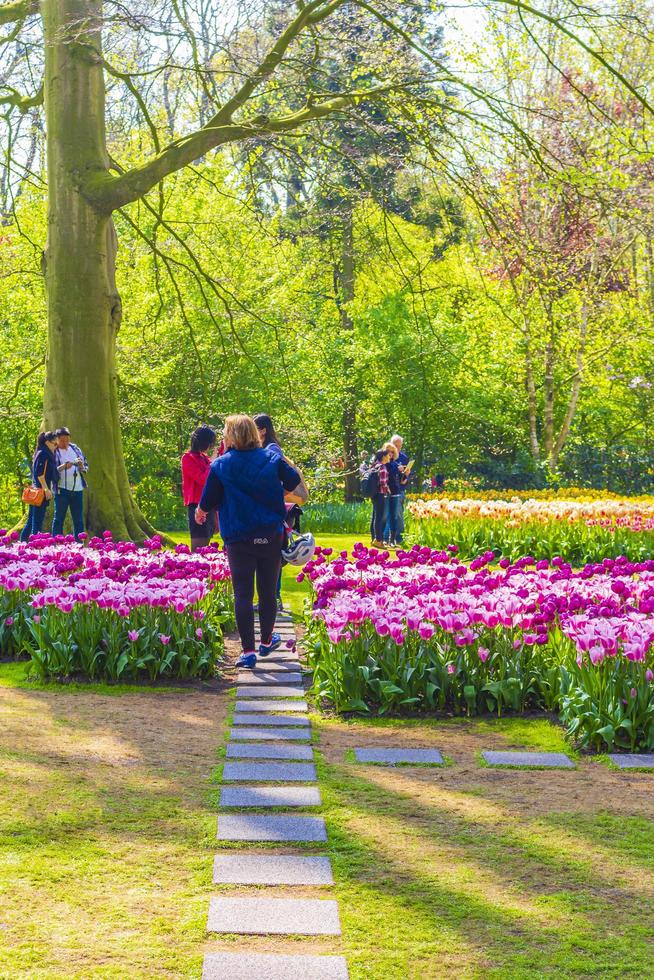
[360, 465, 380, 498]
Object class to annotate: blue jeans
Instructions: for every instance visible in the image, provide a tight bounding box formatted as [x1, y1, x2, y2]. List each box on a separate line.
[20, 500, 50, 541]
[384, 495, 404, 543]
[52, 489, 85, 539]
[371, 494, 389, 542]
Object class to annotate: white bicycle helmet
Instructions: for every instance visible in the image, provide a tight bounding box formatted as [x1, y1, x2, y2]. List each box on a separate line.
[282, 530, 316, 566]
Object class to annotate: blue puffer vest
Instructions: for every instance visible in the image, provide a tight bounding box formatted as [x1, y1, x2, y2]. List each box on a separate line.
[208, 447, 286, 544]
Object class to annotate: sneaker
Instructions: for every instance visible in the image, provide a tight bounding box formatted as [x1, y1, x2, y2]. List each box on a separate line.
[259, 632, 282, 658]
[236, 652, 257, 669]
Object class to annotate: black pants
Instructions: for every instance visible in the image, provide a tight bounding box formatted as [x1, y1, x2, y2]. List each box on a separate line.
[226, 534, 282, 652]
[187, 503, 216, 540]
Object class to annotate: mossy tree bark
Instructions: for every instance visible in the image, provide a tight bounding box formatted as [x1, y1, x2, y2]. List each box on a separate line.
[336, 207, 360, 502]
[41, 0, 156, 539]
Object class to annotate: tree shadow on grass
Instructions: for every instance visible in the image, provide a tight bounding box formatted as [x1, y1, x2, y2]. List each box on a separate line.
[317, 758, 654, 979]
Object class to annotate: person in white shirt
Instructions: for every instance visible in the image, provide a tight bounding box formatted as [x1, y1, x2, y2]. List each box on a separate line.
[52, 427, 88, 540]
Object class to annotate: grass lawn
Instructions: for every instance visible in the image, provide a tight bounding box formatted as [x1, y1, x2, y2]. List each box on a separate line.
[2, 660, 653, 977]
[0, 681, 230, 979]
[310, 713, 654, 978]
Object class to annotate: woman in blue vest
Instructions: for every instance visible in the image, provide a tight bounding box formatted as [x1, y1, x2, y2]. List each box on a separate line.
[195, 414, 308, 668]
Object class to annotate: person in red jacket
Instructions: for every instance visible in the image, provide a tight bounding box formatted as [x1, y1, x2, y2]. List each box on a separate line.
[181, 425, 217, 551]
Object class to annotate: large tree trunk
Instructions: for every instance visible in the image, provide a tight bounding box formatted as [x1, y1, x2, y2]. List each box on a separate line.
[335, 206, 359, 502]
[41, 0, 156, 539]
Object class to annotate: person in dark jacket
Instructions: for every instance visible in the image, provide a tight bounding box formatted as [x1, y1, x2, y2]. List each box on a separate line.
[385, 433, 409, 546]
[181, 425, 217, 552]
[20, 431, 59, 542]
[370, 442, 397, 547]
[195, 414, 308, 668]
[254, 413, 287, 609]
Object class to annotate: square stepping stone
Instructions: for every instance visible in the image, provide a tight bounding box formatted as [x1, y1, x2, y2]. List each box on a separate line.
[229, 727, 310, 741]
[207, 896, 341, 935]
[219, 785, 322, 808]
[236, 699, 308, 712]
[213, 854, 333, 885]
[237, 672, 303, 686]
[203, 952, 348, 980]
[232, 713, 310, 727]
[222, 761, 317, 782]
[237, 685, 305, 699]
[609, 753, 654, 769]
[226, 743, 314, 761]
[482, 750, 575, 768]
[250, 661, 302, 672]
[217, 813, 327, 841]
[354, 747, 444, 765]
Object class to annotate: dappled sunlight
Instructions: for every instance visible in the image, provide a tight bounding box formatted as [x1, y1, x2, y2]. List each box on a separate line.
[0, 682, 227, 977]
[332, 786, 585, 932]
[326, 766, 654, 897]
[317, 758, 654, 975]
[341, 764, 654, 901]
[170, 709, 216, 728]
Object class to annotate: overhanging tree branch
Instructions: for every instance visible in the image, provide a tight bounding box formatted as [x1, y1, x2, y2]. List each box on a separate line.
[80, 84, 401, 211]
[0, 0, 37, 26]
[212, 0, 347, 126]
[0, 83, 43, 111]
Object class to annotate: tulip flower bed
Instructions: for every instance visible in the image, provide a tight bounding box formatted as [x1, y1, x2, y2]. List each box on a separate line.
[0, 531, 233, 681]
[302, 544, 654, 751]
[408, 496, 654, 564]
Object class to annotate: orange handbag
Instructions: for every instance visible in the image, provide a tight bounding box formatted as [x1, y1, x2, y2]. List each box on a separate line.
[22, 486, 45, 506]
[22, 456, 49, 507]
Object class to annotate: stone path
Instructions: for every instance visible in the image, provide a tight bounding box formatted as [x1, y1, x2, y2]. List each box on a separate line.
[235, 699, 309, 712]
[229, 727, 311, 741]
[609, 753, 654, 769]
[203, 952, 348, 979]
[354, 747, 444, 765]
[203, 613, 347, 979]
[232, 713, 311, 726]
[482, 750, 575, 768]
[225, 742, 314, 760]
